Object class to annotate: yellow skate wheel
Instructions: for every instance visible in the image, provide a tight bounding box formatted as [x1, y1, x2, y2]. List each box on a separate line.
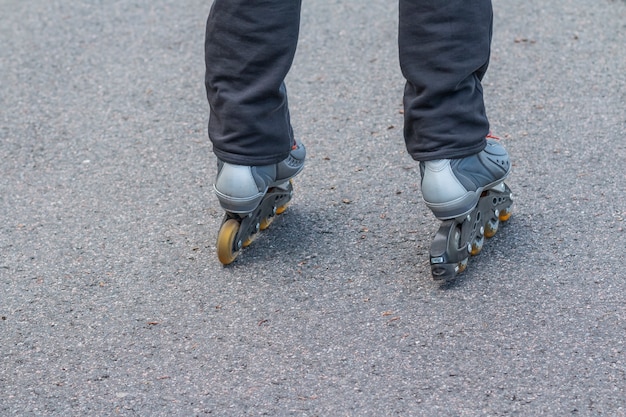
[499, 207, 512, 222]
[275, 179, 294, 215]
[471, 235, 485, 256]
[259, 215, 275, 230]
[217, 219, 240, 265]
[457, 258, 469, 274]
[242, 233, 257, 248]
[484, 219, 499, 238]
[275, 203, 289, 215]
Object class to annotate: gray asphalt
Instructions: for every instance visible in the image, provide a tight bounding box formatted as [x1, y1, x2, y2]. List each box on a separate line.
[1, 0, 625, 416]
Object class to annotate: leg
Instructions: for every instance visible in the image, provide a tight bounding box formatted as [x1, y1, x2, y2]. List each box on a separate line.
[399, 0, 493, 161]
[205, 0, 302, 165]
[205, 0, 306, 264]
[398, 1, 514, 281]
[399, 0, 508, 219]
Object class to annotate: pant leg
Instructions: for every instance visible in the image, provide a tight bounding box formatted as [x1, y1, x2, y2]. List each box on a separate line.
[205, 0, 302, 166]
[399, 0, 493, 161]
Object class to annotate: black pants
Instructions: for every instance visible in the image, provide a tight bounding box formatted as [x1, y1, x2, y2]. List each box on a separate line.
[205, 0, 493, 165]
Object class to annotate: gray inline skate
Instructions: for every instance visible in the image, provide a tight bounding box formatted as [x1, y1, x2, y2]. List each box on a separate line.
[215, 141, 306, 264]
[420, 137, 513, 281]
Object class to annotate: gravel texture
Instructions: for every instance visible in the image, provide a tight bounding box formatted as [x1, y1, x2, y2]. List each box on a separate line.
[1, 0, 625, 415]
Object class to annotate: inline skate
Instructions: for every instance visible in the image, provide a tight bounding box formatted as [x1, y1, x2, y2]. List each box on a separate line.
[420, 138, 513, 281]
[215, 142, 306, 265]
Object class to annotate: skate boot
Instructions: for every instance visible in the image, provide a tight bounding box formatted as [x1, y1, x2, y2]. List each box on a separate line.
[420, 138, 513, 281]
[214, 141, 306, 265]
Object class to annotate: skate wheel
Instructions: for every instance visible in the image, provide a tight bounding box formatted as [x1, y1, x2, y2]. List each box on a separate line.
[499, 207, 512, 222]
[484, 218, 499, 238]
[242, 233, 257, 248]
[275, 203, 289, 215]
[259, 216, 275, 230]
[216, 219, 240, 265]
[457, 258, 468, 273]
[471, 235, 485, 256]
[276, 179, 294, 215]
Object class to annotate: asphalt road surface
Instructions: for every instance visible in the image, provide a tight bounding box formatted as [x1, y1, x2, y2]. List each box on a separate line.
[2, 0, 625, 415]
